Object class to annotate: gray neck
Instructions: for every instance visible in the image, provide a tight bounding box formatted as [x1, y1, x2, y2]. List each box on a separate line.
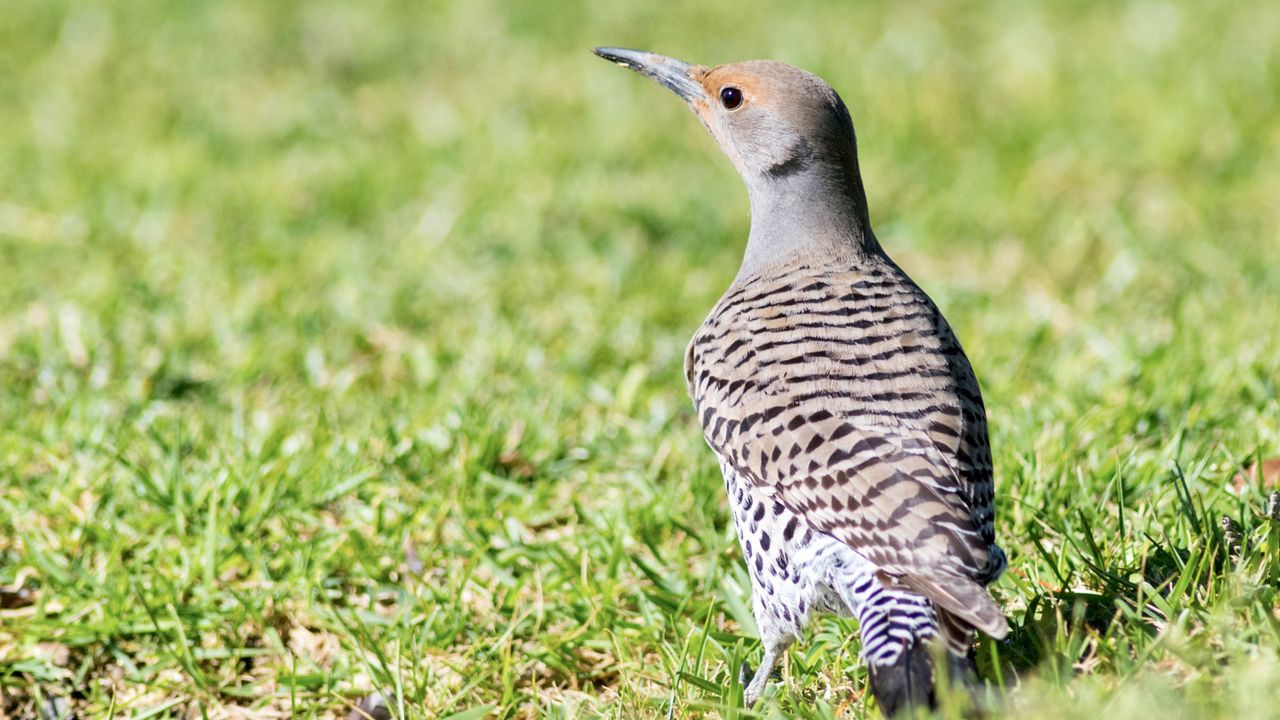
[736, 166, 879, 280]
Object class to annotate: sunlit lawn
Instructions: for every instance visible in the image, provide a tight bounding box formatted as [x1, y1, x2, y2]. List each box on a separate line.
[2, 0, 1279, 717]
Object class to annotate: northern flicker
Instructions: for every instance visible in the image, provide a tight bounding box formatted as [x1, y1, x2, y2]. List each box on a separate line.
[593, 48, 1008, 714]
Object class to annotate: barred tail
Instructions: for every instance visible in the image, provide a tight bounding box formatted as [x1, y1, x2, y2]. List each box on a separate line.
[831, 565, 944, 714]
[868, 642, 977, 717]
[823, 551, 990, 714]
[842, 575, 982, 715]
[867, 639, 935, 716]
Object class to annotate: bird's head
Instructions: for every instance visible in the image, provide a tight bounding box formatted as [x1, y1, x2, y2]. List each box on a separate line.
[593, 48, 862, 195]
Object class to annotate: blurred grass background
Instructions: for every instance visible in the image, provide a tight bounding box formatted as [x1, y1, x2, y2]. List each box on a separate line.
[2, 0, 1279, 717]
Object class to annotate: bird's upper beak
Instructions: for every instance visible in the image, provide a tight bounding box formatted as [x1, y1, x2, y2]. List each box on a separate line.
[593, 47, 705, 102]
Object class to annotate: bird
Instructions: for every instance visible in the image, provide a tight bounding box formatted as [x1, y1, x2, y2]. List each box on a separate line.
[593, 47, 1009, 714]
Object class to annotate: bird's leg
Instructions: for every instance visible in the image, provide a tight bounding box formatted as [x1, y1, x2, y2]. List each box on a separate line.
[743, 641, 786, 706]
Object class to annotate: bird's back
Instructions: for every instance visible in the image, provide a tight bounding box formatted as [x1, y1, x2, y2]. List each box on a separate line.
[685, 252, 1006, 640]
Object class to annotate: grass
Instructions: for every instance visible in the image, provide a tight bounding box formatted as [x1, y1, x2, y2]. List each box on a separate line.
[2, 0, 1279, 717]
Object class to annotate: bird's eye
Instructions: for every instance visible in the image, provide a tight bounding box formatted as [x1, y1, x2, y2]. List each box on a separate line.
[719, 86, 743, 110]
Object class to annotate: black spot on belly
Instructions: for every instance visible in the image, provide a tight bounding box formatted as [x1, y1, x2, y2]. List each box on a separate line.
[783, 516, 798, 541]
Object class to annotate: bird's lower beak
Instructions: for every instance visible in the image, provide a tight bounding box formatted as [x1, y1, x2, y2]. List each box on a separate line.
[593, 47, 705, 102]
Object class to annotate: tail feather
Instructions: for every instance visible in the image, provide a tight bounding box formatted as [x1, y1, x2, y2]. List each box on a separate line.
[868, 641, 980, 717]
[867, 640, 935, 717]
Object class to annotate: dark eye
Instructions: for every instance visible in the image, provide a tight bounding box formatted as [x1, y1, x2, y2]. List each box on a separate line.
[719, 86, 743, 110]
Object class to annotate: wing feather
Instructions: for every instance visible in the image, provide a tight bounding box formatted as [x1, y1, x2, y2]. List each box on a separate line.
[687, 260, 1005, 637]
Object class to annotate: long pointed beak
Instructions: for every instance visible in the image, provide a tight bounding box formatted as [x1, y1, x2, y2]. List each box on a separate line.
[593, 47, 705, 102]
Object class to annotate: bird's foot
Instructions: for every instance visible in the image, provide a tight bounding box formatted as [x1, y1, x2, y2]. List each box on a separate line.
[741, 643, 786, 707]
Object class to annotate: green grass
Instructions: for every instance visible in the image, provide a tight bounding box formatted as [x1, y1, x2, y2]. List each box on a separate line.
[2, 0, 1279, 717]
